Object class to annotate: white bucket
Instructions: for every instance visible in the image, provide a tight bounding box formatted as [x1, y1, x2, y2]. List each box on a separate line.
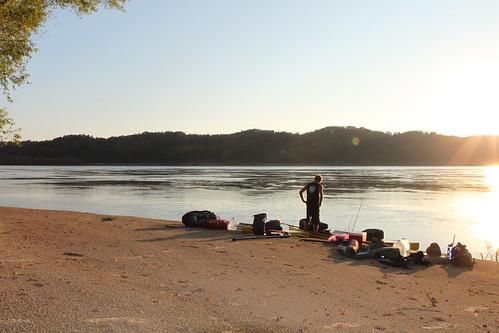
[393, 238, 411, 257]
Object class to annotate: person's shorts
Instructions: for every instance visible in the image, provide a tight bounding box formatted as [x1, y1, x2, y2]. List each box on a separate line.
[306, 205, 320, 225]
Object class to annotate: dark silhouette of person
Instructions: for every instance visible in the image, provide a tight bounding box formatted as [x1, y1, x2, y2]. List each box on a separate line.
[299, 174, 324, 232]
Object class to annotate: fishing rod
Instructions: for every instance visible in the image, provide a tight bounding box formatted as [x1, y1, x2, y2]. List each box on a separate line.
[350, 201, 364, 232]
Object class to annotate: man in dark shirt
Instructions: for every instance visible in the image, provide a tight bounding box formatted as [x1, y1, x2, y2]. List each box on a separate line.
[299, 174, 324, 232]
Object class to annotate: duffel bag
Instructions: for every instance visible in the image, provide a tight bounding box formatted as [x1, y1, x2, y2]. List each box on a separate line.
[265, 220, 282, 232]
[182, 210, 217, 227]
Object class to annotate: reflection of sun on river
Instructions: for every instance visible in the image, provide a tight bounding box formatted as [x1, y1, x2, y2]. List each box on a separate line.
[465, 166, 499, 249]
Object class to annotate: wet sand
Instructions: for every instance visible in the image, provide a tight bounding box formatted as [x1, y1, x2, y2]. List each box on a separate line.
[0, 207, 497, 332]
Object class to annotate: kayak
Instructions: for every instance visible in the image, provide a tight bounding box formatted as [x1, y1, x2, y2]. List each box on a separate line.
[286, 225, 332, 239]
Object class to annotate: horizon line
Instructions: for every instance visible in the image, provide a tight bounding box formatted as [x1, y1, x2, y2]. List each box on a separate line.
[21, 126, 499, 142]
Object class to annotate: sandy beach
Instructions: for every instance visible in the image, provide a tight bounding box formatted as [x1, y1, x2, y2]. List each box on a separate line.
[0, 206, 497, 333]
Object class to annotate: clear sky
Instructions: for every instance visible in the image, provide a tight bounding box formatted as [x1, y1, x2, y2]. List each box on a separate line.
[3, 0, 499, 140]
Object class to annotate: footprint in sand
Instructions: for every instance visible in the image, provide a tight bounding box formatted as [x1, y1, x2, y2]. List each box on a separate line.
[421, 322, 452, 330]
[464, 306, 489, 313]
[86, 317, 147, 324]
[322, 322, 361, 329]
[0, 319, 32, 324]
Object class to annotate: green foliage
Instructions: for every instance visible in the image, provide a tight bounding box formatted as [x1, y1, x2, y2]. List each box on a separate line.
[0, 0, 126, 142]
[0, 107, 20, 144]
[1, 0, 43, 100]
[0, 0, 126, 99]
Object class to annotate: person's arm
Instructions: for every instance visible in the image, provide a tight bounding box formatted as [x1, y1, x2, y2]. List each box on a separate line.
[319, 184, 324, 207]
[299, 186, 307, 203]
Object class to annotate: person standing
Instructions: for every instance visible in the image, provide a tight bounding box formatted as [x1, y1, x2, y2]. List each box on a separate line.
[299, 174, 324, 232]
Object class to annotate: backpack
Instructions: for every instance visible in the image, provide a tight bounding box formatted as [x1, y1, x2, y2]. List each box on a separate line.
[408, 251, 429, 266]
[182, 210, 217, 227]
[265, 220, 283, 234]
[362, 229, 384, 242]
[426, 243, 442, 257]
[451, 242, 474, 268]
[337, 239, 360, 258]
[252, 213, 267, 235]
[318, 222, 329, 232]
[376, 247, 408, 268]
[299, 218, 329, 232]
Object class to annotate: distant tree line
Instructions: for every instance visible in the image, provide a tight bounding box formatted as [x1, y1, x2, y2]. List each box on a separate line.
[0, 127, 498, 165]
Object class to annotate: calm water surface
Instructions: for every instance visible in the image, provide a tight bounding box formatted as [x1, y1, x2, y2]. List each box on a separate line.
[1, 166, 498, 257]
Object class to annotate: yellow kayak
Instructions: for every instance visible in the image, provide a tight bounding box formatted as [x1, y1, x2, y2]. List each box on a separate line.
[286, 225, 332, 239]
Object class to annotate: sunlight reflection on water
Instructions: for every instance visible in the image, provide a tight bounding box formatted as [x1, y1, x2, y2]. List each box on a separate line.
[461, 167, 499, 252]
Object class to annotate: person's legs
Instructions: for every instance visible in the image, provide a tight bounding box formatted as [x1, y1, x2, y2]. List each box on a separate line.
[306, 205, 312, 230]
[310, 206, 320, 232]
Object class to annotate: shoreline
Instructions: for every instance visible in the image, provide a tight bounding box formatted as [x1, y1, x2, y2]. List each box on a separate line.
[1, 164, 497, 167]
[1, 206, 498, 332]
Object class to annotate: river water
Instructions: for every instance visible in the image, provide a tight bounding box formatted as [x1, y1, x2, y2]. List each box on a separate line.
[1, 165, 498, 257]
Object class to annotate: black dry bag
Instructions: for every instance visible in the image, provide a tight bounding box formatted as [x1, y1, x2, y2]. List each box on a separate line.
[265, 220, 282, 233]
[182, 210, 217, 227]
[362, 229, 384, 242]
[252, 213, 267, 235]
[299, 218, 328, 232]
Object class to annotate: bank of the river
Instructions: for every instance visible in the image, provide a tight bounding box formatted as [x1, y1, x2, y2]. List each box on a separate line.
[0, 207, 497, 332]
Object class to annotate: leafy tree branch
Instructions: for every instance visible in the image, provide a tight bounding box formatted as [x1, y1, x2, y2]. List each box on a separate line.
[0, 107, 20, 144]
[0, 0, 126, 142]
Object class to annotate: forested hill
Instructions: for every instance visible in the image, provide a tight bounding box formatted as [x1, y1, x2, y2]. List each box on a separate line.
[1, 127, 498, 165]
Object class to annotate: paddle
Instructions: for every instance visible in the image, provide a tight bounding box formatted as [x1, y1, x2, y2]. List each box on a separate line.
[232, 232, 290, 242]
[299, 238, 331, 244]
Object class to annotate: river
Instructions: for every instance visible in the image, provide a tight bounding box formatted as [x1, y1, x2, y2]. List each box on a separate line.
[1, 165, 498, 257]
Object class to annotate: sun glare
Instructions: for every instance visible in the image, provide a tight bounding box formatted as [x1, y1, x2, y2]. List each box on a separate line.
[421, 61, 499, 137]
[484, 165, 499, 191]
[464, 166, 499, 251]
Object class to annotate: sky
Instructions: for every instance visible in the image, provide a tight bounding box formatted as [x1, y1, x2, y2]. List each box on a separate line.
[3, 0, 499, 140]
